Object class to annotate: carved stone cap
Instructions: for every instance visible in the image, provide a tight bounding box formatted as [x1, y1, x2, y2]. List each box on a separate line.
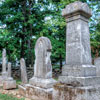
[62, 1, 92, 19]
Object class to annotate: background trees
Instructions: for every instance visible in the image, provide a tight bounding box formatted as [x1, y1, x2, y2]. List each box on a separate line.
[0, 0, 100, 70]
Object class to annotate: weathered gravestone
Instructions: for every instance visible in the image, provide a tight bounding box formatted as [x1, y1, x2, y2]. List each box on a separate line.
[19, 37, 56, 100]
[29, 36, 56, 88]
[0, 49, 8, 86]
[53, 1, 100, 100]
[2, 49, 8, 79]
[3, 62, 16, 90]
[20, 58, 28, 84]
[94, 57, 100, 76]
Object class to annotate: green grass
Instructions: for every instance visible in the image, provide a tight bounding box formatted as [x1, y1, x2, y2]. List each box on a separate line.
[0, 93, 24, 100]
[16, 79, 22, 85]
[0, 93, 25, 100]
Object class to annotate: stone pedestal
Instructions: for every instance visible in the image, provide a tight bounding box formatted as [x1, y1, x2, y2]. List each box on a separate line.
[19, 84, 52, 100]
[29, 77, 56, 89]
[53, 83, 100, 100]
[3, 80, 16, 90]
[53, 1, 100, 100]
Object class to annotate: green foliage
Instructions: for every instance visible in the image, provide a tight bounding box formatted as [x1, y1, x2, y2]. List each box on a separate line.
[0, 0, 100, 69]
[0, 93, 24, 100]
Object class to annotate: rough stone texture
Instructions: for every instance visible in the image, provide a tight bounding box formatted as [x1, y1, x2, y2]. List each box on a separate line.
[53, 1, 100, 100]
[94, 57, 100, 76]
[62, 1, 92, 18]
[20, 58, 28, 84]
[29, 36, 56, 88]
[53, 83, 100, 100]
[19, 84, 52, 100]
[3, 80, 16, 90]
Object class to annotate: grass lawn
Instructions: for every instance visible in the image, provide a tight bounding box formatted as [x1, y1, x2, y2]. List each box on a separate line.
[16, 79, 22, 85]
[0, 93, 24, 100]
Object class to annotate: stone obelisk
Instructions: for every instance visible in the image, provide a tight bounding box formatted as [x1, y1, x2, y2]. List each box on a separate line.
[2, 49, 8, 79]
[53, 1, 100, 100]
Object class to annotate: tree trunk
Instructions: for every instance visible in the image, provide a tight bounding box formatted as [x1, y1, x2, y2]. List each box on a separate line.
[59, 54, 62, 72]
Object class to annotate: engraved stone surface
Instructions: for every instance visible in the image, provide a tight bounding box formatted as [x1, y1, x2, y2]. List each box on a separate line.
[29, 36, 56, 88]
[20, 58, 28, 84]
[94, 57, 100, 76]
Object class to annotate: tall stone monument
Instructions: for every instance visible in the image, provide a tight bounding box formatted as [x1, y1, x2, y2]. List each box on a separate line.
[19, 37, 56, 100]
[3, 62, 16, 90]
[2, 49, 8, 79]
[0, 49, 7, 86]
[20, 58, 28, 84]
[53, 1, 100, 100]
[94, 57, 100, 76]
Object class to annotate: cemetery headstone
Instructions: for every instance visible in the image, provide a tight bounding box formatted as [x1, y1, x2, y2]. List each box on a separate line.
[2, 49, 7, 79]
[29, 36, 56, 88]
[3, 62, 16, 90]
[20, 58, 28, 84]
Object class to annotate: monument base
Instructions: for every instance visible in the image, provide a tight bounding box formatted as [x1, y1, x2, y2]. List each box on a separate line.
[53, 83, 100, 100]
[3, 80, 16, 90]
[18, 84, 52, 100]
[59, 76, 100, 86]
[62, 64, 96, 77]
[29, 77, 57, 89]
